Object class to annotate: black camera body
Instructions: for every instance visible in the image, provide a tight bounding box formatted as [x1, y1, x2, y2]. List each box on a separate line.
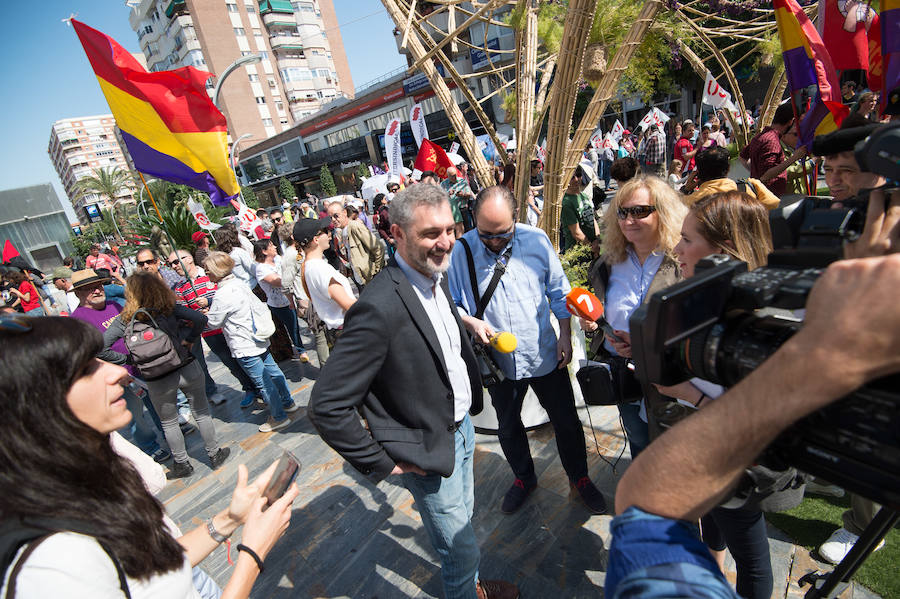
[630, 254, 899, 510]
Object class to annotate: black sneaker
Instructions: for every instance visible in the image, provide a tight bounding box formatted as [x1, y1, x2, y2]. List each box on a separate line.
[167, 460, 194, 480]
[210, 447, 231, 470]
[572, 476, 607, 514]
[500, 478, 537, 514]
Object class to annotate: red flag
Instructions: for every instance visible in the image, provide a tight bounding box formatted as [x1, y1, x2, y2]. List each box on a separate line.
[818, 0, 878, 71]
[2, 240, 20, 263]
[413, 139, 455, 179]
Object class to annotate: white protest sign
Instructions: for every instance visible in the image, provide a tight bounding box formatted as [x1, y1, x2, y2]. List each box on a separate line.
[410, 103, 428, 148]
[384, 118, 403, 177]
[187, 198, 221, 231]
[235, 201, 260, 235]
[610, 120, 625, 140]
[702, 71, 733, 109]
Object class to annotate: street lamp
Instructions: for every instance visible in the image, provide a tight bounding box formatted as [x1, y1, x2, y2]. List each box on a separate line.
[138, 178, 159, 219]
[230, 132, 254, 186]
[212, 53, 263, 108]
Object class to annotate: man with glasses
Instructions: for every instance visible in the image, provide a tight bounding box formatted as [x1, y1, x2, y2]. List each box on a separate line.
[135, 247, 182, 289]
[448, 186, 607, 516]
[169, 250, 257, 406]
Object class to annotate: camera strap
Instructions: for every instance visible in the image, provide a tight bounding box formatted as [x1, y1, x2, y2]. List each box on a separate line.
[458, 238, 512, 319]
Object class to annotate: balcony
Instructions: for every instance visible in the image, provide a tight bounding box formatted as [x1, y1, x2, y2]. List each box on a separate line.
[165, 0, 187, 18]
[259, 0, 294, 16]
[262, 13, 297, 29]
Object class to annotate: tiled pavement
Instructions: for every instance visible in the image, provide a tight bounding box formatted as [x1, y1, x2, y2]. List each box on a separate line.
[148, 346, 880, 599]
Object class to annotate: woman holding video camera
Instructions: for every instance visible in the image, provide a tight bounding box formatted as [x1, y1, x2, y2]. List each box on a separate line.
[658, 189, 774, 599]
[583, 175, 687, 457]
[0, 315, 299, 598]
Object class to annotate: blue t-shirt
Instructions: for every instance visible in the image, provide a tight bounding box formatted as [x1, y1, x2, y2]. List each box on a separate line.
[606, 507, 739, 598]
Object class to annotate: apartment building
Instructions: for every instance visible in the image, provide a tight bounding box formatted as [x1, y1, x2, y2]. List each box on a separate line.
[127, 0, 354, 145]
[47, 114, 135, 225]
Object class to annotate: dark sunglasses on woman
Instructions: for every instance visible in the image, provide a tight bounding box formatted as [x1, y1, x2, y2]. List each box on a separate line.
[616, 205, 656, 220]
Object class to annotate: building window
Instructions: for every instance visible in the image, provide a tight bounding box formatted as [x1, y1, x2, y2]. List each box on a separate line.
[324, 124, 361, 147]
[241, 50, 253, 56]
[234, 27, 246, 36]
[280, 118, 289, 125]
[227, 3, 239, 12]
[262, 118, 273, 126]
[245, 3, 256, 12]
[249, 74, 259, 82]
[255, 96, 266, 104]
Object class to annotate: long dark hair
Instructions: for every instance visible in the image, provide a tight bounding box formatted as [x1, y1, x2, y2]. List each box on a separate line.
[0, 317, 185, 579]
[214, 223, 241, 254]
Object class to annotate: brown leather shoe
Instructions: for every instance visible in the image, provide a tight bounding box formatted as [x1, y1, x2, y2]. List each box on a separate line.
[476, 579, 520, 599]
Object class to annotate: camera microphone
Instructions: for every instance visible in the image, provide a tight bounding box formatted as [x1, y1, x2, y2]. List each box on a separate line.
[490, 331, 518, 353]
[565, 287, 623, 342]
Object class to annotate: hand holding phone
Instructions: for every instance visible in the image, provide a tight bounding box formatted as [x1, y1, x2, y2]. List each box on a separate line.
[261, 451, 301, 509]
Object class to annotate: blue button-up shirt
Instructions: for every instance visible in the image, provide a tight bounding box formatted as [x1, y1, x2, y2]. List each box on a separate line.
[396, 253, 472, 421]
[448, 224, 571, 380]
[603, 247, 664, 355]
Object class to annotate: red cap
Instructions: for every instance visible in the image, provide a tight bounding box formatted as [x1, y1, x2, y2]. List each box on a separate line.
[191, 231, 208, 244]
[623, 129, 631, 135]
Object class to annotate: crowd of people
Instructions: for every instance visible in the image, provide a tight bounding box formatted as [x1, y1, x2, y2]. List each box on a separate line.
[1, 94, 897, 598]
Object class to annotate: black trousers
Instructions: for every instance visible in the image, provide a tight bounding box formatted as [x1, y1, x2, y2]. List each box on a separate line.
[487, 367, 589, 484]
[701, 505, 773, 599]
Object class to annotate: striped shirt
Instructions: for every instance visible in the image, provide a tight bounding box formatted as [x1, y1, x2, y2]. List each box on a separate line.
[172, 267, 221, 337]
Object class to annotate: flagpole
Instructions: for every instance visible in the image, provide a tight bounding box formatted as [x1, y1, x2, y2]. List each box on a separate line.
[137, 172, 200, 296]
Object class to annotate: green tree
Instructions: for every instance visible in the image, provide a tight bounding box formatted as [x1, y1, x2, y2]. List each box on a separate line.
[356, 163, 370, 181]
[74, 167, 134, 239]
[241, 185, 259, 209]
[319, 164, 337, 197]
[278, 177, 296, 202]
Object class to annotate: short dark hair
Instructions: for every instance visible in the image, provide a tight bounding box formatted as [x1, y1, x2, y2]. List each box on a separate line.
[772, 101, 795, 126]
[136, 246, 159, 259]
[419, 171, 436, 181]
[473, 185, 517, 220]
[695, 147, 731, 182]
[610, 157, 638, 182]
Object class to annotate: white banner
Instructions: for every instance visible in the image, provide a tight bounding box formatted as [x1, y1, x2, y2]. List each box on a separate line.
[610, 120, 625, 141]
[589, 127, 604, 149]
[410, 103, 428, 149]
[235, 201, 260, 236]
[601, 133, 619, 151]
[384, 118, 403, 177]
[702, 71, 733, 109]
[637, 107, 670, 131]
[449, 141, 460, 154]
[187, 199, 221, 231]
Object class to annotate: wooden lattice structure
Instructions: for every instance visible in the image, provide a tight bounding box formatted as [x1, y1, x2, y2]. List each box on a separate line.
[383, 0, 789, 248]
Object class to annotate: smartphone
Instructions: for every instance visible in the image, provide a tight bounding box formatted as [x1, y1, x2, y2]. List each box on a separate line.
[261, 451, 301, 509]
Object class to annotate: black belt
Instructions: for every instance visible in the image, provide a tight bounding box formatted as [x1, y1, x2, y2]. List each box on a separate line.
[447, 419, 465, 433]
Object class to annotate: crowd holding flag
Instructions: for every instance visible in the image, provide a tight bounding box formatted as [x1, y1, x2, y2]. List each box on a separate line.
[413, 139, 455, 178]
[72, 20, 239, 207]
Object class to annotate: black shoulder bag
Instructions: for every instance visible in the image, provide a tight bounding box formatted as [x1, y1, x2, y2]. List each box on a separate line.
[458, 238, 511, 388]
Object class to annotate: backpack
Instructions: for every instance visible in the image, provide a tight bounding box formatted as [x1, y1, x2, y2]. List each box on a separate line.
[242, 285, 276, 342]
[0, 516, 131, 598]
[123, 309, 187, 380]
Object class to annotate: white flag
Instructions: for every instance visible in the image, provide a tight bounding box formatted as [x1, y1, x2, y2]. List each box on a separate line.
[589, 127, 604, 149]
[610, 120, 625, 141]
[235, 202, 260, 236]
[601, 133, 619, 151]
[702, 71, 733, 109]
[384, 118, 403, 177]
[410, 103, 428, 148]
[449, 141, 460, 154]
[652, 107, 670, 125]
[187, 198, 221, 231]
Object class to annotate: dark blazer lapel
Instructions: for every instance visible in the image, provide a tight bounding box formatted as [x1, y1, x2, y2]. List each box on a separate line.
[386, 263, 449, 377]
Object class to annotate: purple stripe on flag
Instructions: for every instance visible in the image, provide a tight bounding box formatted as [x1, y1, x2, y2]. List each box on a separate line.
[783, 46, 817, 91]
[121, 131, 237, 206]
[798, 101, 830, 148]
[882, 8, 900, 53]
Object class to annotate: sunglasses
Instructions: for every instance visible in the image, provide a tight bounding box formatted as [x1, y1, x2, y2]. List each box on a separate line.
[273, 217, 283, 222]
[616, 205, 657, 220]
[168, 258, 191, 267]
[478, 226, 515, 241]
[136, 259, 157, 266]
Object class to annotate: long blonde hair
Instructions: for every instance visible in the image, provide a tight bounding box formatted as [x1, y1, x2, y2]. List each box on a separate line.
[120, 271, 176, 321]
[602, 175, 687, 264]
[690, 191, 773, 270]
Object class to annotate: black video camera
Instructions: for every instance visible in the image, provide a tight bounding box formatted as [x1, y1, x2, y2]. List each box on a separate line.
[629, 125, 900, 510]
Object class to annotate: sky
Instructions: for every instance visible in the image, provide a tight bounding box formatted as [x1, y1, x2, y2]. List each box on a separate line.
[0, 0, 406, 222]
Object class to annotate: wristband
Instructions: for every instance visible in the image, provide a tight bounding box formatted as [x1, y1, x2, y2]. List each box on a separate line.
[206, 518, 230, 543]
[696, 393, 708, 407]
[236, 543, 265, 573]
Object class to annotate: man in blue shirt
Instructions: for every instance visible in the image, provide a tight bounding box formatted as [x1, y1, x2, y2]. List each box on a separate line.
[448, 186, 606, 515]
[606, 254, 900, 598]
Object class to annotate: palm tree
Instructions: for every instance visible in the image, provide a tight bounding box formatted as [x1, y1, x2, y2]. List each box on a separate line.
[74, 167, 134, 240]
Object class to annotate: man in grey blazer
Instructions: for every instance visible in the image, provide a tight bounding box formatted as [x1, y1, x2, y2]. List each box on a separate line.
[309, 185, 519, 599]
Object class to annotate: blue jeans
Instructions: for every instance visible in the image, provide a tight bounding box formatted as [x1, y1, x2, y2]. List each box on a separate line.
[236, 350, 293, 421]
[403, 414, 480, 599]
[269, 305, 305, 352]
[599, 158, 612, 187]
[618, 400, 649, 458]
[122, 383, 162, 455]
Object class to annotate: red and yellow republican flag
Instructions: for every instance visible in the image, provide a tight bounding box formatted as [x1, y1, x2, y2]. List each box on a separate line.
[414, 139, 455, 179]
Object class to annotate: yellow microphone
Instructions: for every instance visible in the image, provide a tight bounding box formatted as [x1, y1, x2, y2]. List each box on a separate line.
[490, 331, 517, 353]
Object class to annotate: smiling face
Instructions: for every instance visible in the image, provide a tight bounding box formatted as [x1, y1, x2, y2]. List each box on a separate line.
[823, 152, 886, 202]
[393, 202, 456, 277]
[66, 358, 132, 434]
[617, 186, 660, 250]
[74, 280, 107, 310]
[674, 212, 720, 278]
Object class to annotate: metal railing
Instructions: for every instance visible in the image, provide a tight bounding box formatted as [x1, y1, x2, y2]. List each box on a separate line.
[353, 65, 407, 97]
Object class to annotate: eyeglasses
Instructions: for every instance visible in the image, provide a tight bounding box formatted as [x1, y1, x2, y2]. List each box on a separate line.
[478, 226, 515, 241]
[168, 257, 191, 267]
[0, 314, 32, 333]
[136, 259, 157, 266]
[273, 217, 283, 223]
[616, 205, 657, 220]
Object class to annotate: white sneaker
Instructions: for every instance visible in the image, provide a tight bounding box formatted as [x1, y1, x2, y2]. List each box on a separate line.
[805, 480, 844, 497]
[209, 391, 227, 405]
[259, 417, 291, 433]
[818, 527, 885, 564]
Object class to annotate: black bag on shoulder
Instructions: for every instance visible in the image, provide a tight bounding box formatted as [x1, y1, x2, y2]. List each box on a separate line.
[123, 308, 188, 380]
[0, 515, 131, 598]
